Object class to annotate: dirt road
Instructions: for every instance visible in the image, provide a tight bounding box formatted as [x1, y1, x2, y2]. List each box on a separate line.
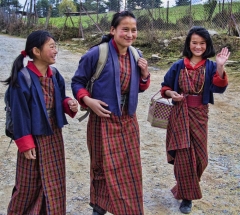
[0, 34, 239, 215]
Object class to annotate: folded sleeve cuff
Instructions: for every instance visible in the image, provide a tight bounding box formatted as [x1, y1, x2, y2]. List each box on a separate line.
[63, 98, 77, 118]
[139, 78, 150, 91]
[161, 86, 172, 98]
[76, 88, 91, 108]
[15, 135, 35, 153]
[213, 71, 228, 87]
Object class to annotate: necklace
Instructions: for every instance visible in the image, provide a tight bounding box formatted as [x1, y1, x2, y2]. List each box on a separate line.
[190, 60, 197, 65]
[185, 67, 205, 94]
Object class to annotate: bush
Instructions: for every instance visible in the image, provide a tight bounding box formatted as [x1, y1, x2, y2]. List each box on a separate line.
[99, 15, 110, 31]
[212, 10, 229, 29]
[137, 15, 152, 30]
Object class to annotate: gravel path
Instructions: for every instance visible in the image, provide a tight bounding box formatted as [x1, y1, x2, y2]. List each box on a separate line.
[0, 34, 239, 215]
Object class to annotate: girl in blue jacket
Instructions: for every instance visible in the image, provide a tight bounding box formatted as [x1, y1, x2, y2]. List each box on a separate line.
[72, 11, 150, 215]
[5, 30, 78, 215]
[161, 26, 230, 214]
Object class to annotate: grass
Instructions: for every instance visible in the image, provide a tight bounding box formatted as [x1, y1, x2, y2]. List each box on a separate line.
[35, 2, 240, 68]
[38, 12, 114, 28]
[38, 2, 240, 28]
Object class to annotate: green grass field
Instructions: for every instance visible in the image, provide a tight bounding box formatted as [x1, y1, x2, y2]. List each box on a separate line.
[38, 2, 240, 28]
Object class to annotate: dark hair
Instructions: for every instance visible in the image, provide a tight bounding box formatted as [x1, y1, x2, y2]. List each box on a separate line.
[182, 26, 215, 59]
[4, 30, 55, 86]
[99, 11, 136, 45]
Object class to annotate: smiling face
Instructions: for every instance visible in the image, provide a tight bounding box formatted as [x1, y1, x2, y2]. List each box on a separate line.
[110, 16, 137, 53]
[34, 37, 58, 66]
[189, 33, 207, 59]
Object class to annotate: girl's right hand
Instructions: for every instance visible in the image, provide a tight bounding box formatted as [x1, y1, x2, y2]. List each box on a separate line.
[24, 148, 36, 160]
[83, 96, 111, 117]
[166, 90, 184, 102]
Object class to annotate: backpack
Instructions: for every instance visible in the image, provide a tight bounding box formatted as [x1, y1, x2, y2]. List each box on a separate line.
[78, 42, 140, 122]
[4, 66, 57, 148]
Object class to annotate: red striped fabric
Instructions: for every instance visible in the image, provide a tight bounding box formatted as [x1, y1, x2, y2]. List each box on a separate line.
[166, 65, 209, 200]
[87, 53, 144, 214]
[8, 77, 66, 215]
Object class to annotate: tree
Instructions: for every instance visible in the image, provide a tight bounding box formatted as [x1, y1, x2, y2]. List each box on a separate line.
[51, 0, 60, 17]
[58, 0, 77, 16]
[51, 6, 59, 17]
[82, 0, 108, 13]
[175, 0, 190, 6]
[127, 0, 162, 10]
[104, 0, 121, 12]
[203, 0, 217, 21]
[73, 0, 80, 12]
[36, 0, 50, 17]
[0, 0, 22, 12]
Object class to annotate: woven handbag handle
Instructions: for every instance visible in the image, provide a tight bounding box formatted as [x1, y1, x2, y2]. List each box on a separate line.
[151, 90, 171, 105]
[151, 90, 161, 100]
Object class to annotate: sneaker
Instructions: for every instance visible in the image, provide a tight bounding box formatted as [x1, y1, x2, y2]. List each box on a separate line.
[179, 199, 192, 214]
[92, 211, 103, 215]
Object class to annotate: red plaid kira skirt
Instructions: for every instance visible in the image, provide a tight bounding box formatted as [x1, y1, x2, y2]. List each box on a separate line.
[7, 117, 66, 215]
[87, 108, 144, 215]
[165, 66, 209, 200]
[8, 77, 66, 215]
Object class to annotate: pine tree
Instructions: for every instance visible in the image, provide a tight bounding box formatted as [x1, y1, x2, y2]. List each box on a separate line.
[175, 0, 190, 6]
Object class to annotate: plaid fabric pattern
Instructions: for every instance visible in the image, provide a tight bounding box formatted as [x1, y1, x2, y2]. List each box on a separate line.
[179, 65, 205, 94]
[119, 53, 131, 94]
[166, 66, 209, 200]
[40, 77, 55, 109]
[87, 53, 144, 215]
[8, 77, 66, 215]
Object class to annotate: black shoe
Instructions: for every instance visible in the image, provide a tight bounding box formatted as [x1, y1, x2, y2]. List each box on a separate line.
[179, 199, 192, 214]
[92, 210, 104, 215]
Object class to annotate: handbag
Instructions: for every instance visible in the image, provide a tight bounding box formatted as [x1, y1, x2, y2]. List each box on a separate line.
[147, 91, 173, 129]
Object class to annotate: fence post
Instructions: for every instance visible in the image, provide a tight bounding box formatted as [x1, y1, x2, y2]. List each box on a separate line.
[44, 5, 52, 29]
[166, 1, 169, 28]
[189, 0, 192, 28]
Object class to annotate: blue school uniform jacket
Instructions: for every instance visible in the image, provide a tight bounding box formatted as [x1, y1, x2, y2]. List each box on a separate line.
[9, 67, 69, 151]
[161, 59, 228, 104]
[71, 40, 145, 117]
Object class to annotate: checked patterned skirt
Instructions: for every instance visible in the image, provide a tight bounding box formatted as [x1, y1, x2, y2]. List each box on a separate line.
[7, 76, 66, 215]
[7, 117, 66, 215]
[87, 108, 144, 215]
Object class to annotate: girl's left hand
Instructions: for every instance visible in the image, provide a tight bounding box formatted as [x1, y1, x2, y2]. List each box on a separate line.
[216, 47, 231, 66]
[138, 57, 149, 78]
[68, 99, 78, 112]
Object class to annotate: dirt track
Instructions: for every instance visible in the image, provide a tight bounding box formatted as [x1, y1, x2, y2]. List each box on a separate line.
[0, 34, 239, 215]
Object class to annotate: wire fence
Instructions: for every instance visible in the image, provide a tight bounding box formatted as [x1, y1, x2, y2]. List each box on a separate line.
[162, 0, 237, 32]
[0, 0, 239, 55]
[100, 0, 240, 36]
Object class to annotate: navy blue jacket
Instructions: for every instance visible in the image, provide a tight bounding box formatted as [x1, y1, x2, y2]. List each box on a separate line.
[161, 59, 228, 104]
[71, 40, 144, 116]
[9, 67, 68, 142]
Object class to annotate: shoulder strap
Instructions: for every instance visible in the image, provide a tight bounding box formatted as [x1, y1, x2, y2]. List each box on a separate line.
[96, 42, 109, 79]
[4, 67, 30, 105]
[50, 66, 57, 76]
[129, 46, 140, 62]
[78, 43, 109, 122]
[20, 66, 57, 89]
[20, 67, 31, 88]
[89, 42, 109, 93]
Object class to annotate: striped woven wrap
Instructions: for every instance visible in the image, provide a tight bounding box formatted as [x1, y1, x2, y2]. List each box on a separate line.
[166, 65, 209, 200]
[8, 77, 66, 215]
[87, 53, 144, 214]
